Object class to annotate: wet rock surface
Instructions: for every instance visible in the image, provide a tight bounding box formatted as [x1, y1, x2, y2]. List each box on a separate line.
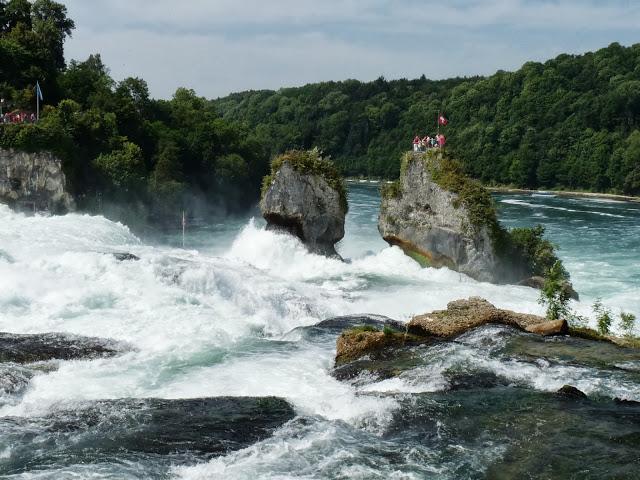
[0, 396, 295, 475]
[112, 252, 140, 261]
[261, 161, 346, 257]
[556, 385, 588, 398]
[0, 332, 130, 364]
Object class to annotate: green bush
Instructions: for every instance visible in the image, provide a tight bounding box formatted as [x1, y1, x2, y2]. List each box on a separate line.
[94, 141, 146, 192]
[619, 312, 637, 338]
[507, 225, 567, 279]
[593, 299, 613, 336]
[539, 261, 571, 321]
[383, 325, 399, 336]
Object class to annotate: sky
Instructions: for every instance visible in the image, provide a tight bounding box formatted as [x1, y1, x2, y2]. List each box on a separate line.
[60, 0, 640, 100]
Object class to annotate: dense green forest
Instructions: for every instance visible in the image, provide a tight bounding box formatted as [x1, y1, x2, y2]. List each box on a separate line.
[0, 0, 270, 220]
[1, 0, 639, 223]
[214, 43, 640, 195]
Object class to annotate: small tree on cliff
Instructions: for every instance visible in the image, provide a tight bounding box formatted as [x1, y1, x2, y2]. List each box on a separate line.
[539, 260, 571, 321]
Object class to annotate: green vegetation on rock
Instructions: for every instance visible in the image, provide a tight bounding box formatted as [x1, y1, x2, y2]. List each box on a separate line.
[409, 151, 501, 238]
[345, 325, 379, 334]
[261, 148, 348, 213]
[380, 180, 401, 199]
[508, 225, 567, 279]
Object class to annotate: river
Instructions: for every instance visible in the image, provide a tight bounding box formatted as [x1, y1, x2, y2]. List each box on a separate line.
[0, 183, 638, 479]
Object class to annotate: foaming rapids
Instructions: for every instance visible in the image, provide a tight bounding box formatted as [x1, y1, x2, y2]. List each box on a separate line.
[0, 186, 639, 479]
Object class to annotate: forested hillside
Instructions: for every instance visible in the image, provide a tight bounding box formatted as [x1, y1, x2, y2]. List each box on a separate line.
[2, 0, 639, 221]
[1, 0, 270, 220]
[214, 43, 640, 195]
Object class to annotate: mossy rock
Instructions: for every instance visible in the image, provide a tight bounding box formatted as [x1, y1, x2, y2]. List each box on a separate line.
[261, 148, 348, 213]
[569, 326, 640, 349]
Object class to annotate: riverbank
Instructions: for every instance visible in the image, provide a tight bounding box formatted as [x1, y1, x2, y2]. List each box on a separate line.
[487, 186, 640, 203]
[346, 178, 640, 203]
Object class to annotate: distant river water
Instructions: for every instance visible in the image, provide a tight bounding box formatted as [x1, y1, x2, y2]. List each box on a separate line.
[0, 183, 638, 479]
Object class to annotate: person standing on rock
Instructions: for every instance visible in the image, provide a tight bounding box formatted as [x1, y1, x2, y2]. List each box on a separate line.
[413, 135, 421, 152]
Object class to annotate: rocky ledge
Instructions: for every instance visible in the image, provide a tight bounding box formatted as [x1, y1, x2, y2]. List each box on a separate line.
[336, 297, 567, 365]
[0, 148, 74, 213]
[0, 332, 130, 364]
[260, 149, 347, 258]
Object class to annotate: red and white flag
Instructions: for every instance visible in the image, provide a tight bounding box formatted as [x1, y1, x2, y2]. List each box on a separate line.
[438, 114, 448, 126]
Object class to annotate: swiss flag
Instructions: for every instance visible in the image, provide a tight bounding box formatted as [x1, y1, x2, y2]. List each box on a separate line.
[438, 114, 449, 126]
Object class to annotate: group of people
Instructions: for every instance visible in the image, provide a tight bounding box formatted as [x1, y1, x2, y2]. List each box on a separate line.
[1, 111, 37, 124]
[412, 134, 446, 151]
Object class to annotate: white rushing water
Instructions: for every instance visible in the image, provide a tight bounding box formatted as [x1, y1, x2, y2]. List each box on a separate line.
[0, 185, 638, 479]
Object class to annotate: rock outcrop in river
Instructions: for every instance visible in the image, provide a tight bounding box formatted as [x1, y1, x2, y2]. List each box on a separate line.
[379, 151, 502, 282]
[379, 151, 574, 289]
[260, 149, 347, 257]
[335, 297, 567, 365]
[0, 332, 129, 363]
[0, 148, 74, 213]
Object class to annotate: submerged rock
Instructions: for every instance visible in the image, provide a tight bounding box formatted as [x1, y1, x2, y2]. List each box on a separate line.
[112, 252, 140, 262]
[0, 332, 129, 364]
[379, 151, 501, 282]
[0, 148, 74, 213]
[260, 149, 347, 257]
[517, 275, 579, 301]
[0, 396, 295, 473]
[556, 385, 588, 399]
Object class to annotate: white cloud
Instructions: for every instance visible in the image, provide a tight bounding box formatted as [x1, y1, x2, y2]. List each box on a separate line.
[59, 0, 639, 98]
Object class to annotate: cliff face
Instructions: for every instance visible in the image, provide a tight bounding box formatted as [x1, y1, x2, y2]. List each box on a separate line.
[260, 161, 346, 257]
[0, 148, 74, 213]
[378, 151, 500, 282]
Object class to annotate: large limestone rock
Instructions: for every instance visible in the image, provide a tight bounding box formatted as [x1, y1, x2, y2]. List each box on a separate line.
[407, 297, 568, 338]
[260, 152, 346, 257]
[379, 151, 500, 282]
[0, 148, 74, 213]
[335, 297, 569, 365]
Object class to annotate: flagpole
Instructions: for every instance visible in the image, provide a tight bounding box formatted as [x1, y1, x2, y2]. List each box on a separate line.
[36, 81, 40, 122]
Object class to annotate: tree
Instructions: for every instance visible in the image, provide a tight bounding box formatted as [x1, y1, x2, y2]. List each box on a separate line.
[30, 0, 75, 70]
[94, 142, 146, 192]
[58, 54, 113, 107]
[539, 261, 571, 321]
[593, 299, 613, 336]
[619, 312, 637, 338]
